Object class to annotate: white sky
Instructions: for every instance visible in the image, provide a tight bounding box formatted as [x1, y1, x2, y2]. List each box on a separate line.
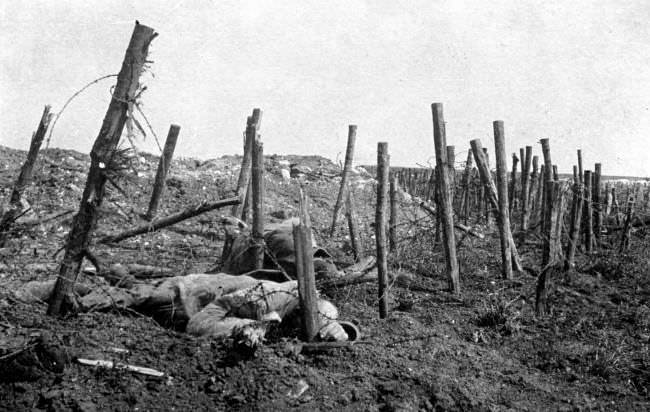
[1, 0, 649, 176]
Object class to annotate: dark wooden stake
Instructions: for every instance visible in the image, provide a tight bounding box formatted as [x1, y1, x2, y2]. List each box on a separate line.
[330, 125, 357, 235]
[583, 170, 594, 253]
[251, 136, 265, 270]
[376, 142, 390, 318]
[526, 155, 539, 230]
[389, 175, 398, 252]
[483, 148, 491, 226]
[0, 105, 53, 243]
[493, 122, 513, 280]
[432, 104, 460, 293]
[470, 139, 523, 272]
[508, 152, 519, 217]
[232, 109, 262, 219]
[520, 146, 532, 239]
[540, 139, 553, 239]
[565, 177, 583, 270]
[537, 181, 567, 315]
[293, 190, 320, 341]
[145, 124, 180, 220]
[460, 150, 473, 223]
[593, 163, 602, 245]
[446, 145, 456, 206]
[48, 22, 158, 316]
[577, 150, 583, 184]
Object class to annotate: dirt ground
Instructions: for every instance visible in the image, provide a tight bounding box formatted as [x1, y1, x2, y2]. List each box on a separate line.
[0, 145, 648, 411]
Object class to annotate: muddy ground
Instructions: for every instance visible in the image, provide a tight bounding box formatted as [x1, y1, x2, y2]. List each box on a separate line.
[0, 145, 648, 411]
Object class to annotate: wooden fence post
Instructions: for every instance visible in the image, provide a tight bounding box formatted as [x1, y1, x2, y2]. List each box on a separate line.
[537, 180, 567, 314]
[593, 163, 602, 245]
[577, 149, 583, 184]
[48, 22, 158, 316]
[520, 146, 532, 240]
[540, 139, 553, 240]
[330, 125, 357, 235]
[460, 150, 473, 223]
[583, 170, 594, 253]
[526, 155, 539, 230]
[389, 175, 398, 252]
[519, 147, 525, 211]
[509, 152, 519, 217]
[293, 190, 319, 341]
[232, 109, 262, 219]
[446, 145, 456, 206]
[0, 105, 53, 244]
[376, 142, 390, 318]
[493, 121, 513, 280]
[432, 104, 460, 293]
[483, 148, 491, 226]
[470, 139, 523, 272]
[565, 174, 583, 270]
[145, 124, 180, 220]
[251, 136, 265, 270]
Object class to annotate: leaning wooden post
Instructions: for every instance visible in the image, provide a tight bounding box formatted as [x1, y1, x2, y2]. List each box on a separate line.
[583, 170, 594, 253]
[48, 22, 157, 316]
[293, 190, 320, 342]
[376, 142, 390, 318]
[508, 153, 519, 217]
[232, 109, 262, 219]
[593, 163, 602, 245]
[345, 189, 364, 261]
[251, 136, 265, 270]
[432, 103, 460, 293]
[493, 121, 513, 280]
[389, 175, 398, 252]
[101, 197, 240, 244]
[330, 125, 357, 235]
[565, 173, 583, 270]
[470, 139, 523, 272]
[520, 146, 532, 239]
[145, 124, 180, 220]
[0, 105, 53, 243]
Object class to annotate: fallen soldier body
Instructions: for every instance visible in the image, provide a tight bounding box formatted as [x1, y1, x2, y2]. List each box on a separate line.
[15, 272, 351, 342]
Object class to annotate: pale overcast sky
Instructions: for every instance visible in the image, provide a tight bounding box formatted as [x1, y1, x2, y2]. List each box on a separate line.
[1, 1, 649, 176]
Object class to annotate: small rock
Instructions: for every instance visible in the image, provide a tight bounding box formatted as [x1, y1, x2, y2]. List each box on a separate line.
[74, 400, 98, 412]
[287, 379, 309, 399]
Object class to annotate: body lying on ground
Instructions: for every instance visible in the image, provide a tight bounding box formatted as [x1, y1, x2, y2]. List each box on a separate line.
[15, 272, 349, 342]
